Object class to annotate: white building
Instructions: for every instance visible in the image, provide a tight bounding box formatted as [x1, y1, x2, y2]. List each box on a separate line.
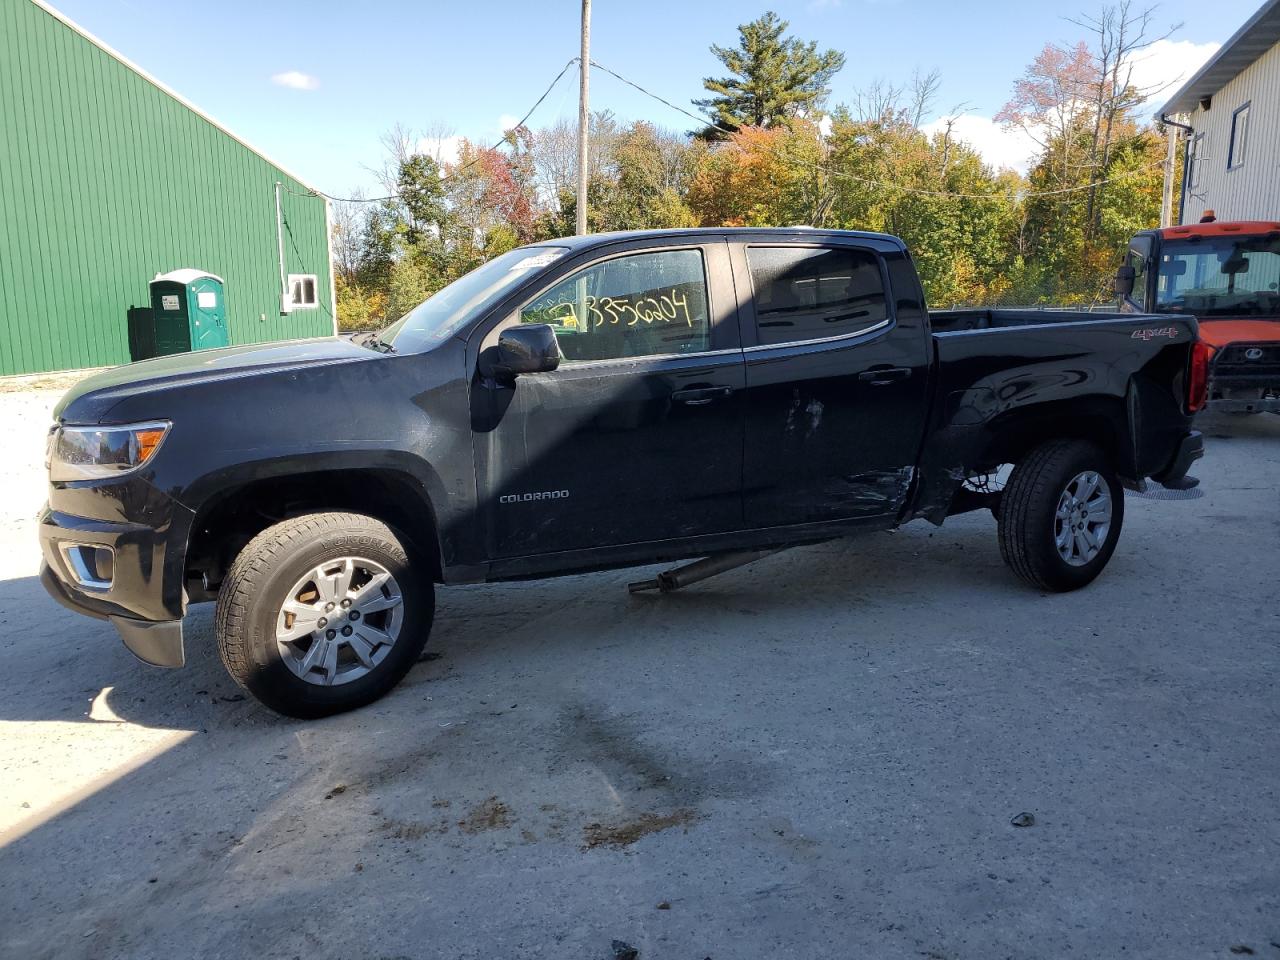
[1159, 0, 1280, 223]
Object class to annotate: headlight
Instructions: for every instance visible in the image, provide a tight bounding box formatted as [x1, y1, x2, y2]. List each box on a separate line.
[48, 421, 171, 482]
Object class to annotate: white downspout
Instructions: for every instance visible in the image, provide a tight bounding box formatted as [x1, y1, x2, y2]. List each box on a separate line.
[274, 181, 290, 315]
[323, 197, 338, 336]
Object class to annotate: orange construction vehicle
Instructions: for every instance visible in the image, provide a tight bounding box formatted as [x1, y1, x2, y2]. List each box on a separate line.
[1119, 212, 1280, 413]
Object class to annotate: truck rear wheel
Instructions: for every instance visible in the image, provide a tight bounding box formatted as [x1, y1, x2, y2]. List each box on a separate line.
[214, 512, 434, 718]
[998, 440, 1124, 592]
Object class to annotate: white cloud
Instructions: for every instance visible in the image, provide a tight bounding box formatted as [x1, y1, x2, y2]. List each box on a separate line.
[1124, 38, 1221, 107]
[497, 114, 521, 133]
[416, 135, 462, 167]
[271, 70, 320, 91]
[921, 114, 1041, 174]
[912, 37, 1219, 176]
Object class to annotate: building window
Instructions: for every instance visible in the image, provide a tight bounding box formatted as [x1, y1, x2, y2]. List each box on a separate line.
[1228, 103, 1250, 169]
[288, 274, 318, 309]
[1189, 133, 1205, 188]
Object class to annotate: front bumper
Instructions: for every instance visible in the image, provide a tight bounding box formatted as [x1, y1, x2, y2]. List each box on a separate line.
[1207, 341, 1280, 411]
[40, 562, 185, 667]
[39, 490, 193, 669]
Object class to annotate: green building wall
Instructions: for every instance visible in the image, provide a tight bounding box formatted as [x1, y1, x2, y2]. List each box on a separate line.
[0, 0, 335, 376]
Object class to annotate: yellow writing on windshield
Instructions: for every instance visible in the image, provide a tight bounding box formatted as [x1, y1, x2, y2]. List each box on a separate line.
[532, 288, 695, 330]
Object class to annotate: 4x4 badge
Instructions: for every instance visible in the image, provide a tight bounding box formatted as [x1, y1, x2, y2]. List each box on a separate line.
[1130, 326, 1180, 341]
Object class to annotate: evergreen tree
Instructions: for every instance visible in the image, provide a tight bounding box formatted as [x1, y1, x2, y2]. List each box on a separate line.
[694, 11, 845, 137]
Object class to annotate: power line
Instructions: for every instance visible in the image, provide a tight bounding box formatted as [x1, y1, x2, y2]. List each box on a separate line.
[290, 57, 580, 205]
[590, 58, 726, 135]
[278, 203, 334, 320]
[589, 57, 1166, 203]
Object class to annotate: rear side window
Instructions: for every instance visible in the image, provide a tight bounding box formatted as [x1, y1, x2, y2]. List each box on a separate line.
[747, 246, 888, 345]
[520, 249, 710, 362]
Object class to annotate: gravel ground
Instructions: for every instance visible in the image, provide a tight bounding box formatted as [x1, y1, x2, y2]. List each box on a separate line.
[0, 387, 1277, 960]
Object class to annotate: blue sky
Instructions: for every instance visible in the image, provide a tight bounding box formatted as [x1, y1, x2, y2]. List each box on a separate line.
[52, 0, 1256, 194]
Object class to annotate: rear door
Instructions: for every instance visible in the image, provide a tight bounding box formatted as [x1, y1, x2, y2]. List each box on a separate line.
[732, 237, 932, 526]
[473, 239, 746, 559]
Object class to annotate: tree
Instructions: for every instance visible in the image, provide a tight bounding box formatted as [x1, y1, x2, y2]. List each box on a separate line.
[445, 132, 538, 251]
[695, 11, 845, 137]
[686, 124, 820, 227]
[330, 194, 367, 285]
[997, 2, 1177, 302]
[396, 154, 445, 244]
[596, 123, 699, 230]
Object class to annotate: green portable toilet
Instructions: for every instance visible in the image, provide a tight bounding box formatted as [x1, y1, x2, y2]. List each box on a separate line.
[144, 269, 229, 357]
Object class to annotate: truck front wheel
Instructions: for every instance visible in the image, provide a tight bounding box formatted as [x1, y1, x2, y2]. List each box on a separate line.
[997, 440, 1125, 592]
[214, 512, 434, 718]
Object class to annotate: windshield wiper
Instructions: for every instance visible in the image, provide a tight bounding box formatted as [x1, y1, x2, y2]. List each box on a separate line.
[357, 332, 396, 354]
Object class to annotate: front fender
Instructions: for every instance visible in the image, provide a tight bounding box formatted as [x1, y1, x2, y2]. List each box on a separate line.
[177, 447, 486, 574]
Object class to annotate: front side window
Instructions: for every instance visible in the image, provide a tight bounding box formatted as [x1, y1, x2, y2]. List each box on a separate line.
[747, 246, 888, 346]
[519, 249, 710, 362]
[1229, 103, 1250, 169]
[1155, 235, 1280, 317]
[1128, 249, 1149, 310]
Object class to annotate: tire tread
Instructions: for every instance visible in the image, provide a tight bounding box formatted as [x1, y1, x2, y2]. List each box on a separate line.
[214, 512, 427, 714]
[998, 439, 1118, 592]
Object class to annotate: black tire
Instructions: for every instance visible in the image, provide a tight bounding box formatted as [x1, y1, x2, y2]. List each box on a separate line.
[998, 439, 1125, 592]
[215, 512, 434, 718]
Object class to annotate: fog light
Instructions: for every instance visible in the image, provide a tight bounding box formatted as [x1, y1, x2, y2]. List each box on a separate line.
[60, 544, 115, 591]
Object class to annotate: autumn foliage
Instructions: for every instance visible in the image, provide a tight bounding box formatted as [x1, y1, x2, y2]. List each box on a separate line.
[334, 7, 1173, 329]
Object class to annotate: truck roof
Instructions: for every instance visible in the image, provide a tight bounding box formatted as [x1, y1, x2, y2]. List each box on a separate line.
[541, 226, 906, 252]
[1152, 220, 1280, 240]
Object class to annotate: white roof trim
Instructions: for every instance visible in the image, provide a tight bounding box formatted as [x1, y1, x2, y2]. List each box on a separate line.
[27, 0, 329, 199]
[153, 268, 225, 286]
[1156, 0, 1280, 117]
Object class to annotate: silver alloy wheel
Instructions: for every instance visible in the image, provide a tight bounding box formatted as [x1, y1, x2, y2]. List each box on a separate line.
[275, 557, 404, 686]
[1054, 470, 1113, 567]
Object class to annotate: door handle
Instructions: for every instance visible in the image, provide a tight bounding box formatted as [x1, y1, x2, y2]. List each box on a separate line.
[672, 386, 733, 406]
[857, 366, 912, 385]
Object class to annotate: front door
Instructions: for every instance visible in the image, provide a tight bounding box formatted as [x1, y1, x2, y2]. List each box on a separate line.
[475, 242, 745, 559]
[733, 239, 932, 526]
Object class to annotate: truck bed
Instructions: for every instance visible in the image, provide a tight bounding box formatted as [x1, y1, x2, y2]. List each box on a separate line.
[908, 309, 1200, 522]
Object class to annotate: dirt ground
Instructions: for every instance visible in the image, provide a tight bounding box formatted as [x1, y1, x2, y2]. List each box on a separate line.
[0, 387, 1277, 960]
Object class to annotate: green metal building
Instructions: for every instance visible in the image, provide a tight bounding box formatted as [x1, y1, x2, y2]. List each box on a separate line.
[0, 0, 335, 377]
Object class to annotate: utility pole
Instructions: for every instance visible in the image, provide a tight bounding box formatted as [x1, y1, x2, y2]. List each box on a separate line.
[575, 0, 591, 236]
[1161, 122, 1178, 228]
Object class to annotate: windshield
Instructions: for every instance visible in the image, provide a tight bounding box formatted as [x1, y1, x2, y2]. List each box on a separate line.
[379, 246, 569, 352]
[1155, 235, 1280, 318]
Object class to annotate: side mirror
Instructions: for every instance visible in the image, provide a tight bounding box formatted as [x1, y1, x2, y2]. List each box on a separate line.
[495, 324, 561, 379]
[1114, 264, 1136, 298]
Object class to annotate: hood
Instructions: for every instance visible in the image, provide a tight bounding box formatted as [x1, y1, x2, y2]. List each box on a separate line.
[1196, 318, 1280, 352]
[56, 337, 376, 422]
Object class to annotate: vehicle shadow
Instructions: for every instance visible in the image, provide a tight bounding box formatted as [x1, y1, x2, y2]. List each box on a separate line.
[4, 493, 1277, 959]
[0, 520, 1005, 732]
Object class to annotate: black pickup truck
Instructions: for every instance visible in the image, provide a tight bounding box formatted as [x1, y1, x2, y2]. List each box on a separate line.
[41, 228, 1205, 717]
